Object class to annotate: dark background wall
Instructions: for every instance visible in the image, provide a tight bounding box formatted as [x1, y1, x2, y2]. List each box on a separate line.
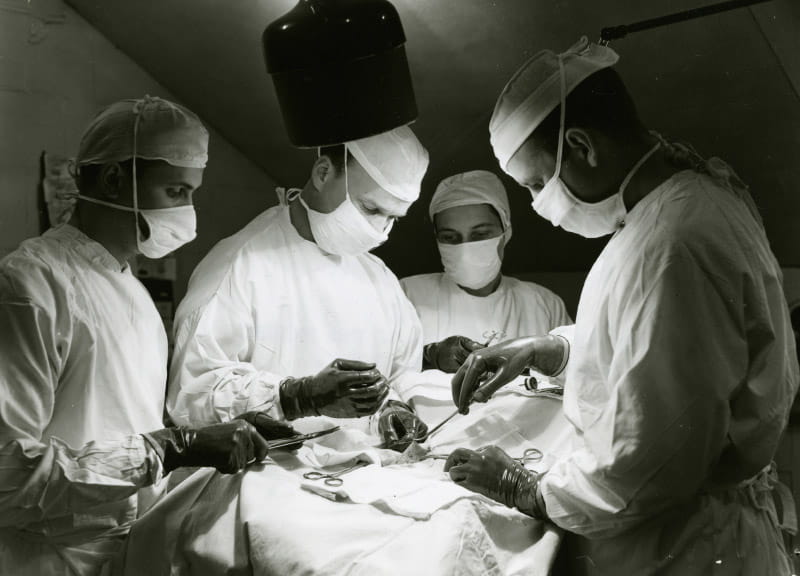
[0, 0, 276, 310]
[63, 0, 800, 294]
[2, 0, 797, 309]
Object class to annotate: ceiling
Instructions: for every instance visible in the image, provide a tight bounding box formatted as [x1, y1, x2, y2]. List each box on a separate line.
[66, 0, 800, 277]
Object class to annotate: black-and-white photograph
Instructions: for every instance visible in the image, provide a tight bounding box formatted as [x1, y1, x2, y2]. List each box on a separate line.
[1, 1, 799, 574]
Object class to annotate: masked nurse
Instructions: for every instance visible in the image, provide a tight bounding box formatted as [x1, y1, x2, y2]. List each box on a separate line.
[445, 38, 799, 574]
[402, 170, 571, 373]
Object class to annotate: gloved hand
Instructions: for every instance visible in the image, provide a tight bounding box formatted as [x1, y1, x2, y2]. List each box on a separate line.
[423, 335, 485, 373]
[451, 335, 567, 414]
[444, 446, 546, 519]
[280, 359, 390, 420]
[378, 400, 429, 452]
[236, 411, 303, 451]
[143, 420, 269, 475]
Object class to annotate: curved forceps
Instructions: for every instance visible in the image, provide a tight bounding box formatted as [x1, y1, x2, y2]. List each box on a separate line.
[303, 461, 366, 487]
[515, 447, 543, 469]
[474, 446, 544, 469]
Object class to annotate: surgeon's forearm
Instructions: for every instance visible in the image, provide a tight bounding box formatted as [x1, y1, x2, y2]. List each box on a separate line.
[421, 343, 438, 371]
[278, 376, 317, 420]
[0, 435, 161, 527]
[512, 471, 549, 520]
[545, 325, 573, 385]
[529, 334, 569, 377]
[168, 369, 284, 426]
[478, 455, 548, 520]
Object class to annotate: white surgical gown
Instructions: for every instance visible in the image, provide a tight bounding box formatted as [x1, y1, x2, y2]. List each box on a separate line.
[400, 273, 571, 344]
[541, 170, 798, 574]
[168, 203, 423, 430]
[0, 225, 166, 576]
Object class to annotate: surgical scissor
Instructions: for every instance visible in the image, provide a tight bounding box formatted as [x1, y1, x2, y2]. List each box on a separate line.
[302, 460, 367, 487]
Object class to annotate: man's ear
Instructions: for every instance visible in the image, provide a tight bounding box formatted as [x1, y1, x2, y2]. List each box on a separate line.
[564, 128, 599, 168]
[311, 155, 334, 191]
[98, 163, 125, 199]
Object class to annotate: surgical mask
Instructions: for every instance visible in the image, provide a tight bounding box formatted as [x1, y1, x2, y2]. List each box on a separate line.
[532, 177, 627, 239]
[530, 56, 658, 238]
[299, 193, 391, 256]
[77, 195, 197, 259]
[438, 235, 503, 290]
[299, 146, 393, 256]
[134, 206, 196, 258]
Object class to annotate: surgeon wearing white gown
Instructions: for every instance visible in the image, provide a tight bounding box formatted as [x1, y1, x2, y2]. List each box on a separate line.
[0, 97, 282, 576]
[402, 170, 571, 373]
[169, 127, 431, 451]
[445, 38, 799, 575]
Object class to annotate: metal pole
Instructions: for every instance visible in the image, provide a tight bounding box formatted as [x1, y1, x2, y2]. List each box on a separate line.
[600, 0, 775, 42]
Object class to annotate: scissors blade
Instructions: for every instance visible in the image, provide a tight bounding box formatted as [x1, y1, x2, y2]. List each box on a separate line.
[424, 409, 459, 440]
[267, 426, 341, 450]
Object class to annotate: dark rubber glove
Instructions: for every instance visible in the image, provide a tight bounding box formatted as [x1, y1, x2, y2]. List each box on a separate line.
[423, 335, 485, 373]
[444, 446, 546, 519]
[280, 359, 390, 420]
[451, 335, 567, 414]
[143, 420, 269, 475]
[236, 411, 303, 450]
[378, 400, 429, 452]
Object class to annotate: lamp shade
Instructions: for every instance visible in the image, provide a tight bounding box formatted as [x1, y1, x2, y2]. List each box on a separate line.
[263, 0, 418, 147]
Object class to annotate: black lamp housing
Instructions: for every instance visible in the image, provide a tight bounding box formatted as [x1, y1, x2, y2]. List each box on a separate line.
[263, 0, 418, 148]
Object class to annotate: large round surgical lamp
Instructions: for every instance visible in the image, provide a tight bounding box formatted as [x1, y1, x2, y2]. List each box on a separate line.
[263, 0, 418, 147]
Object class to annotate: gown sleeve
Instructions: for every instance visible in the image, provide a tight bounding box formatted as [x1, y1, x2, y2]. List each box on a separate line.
[168, 279, 285, 426]
[540, 248, 743, 537]
[0, 268, 162, 527]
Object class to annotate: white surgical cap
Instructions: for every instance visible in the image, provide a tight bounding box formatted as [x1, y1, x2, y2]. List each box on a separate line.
[430, 170, 512, 241]
[489, 37, 618, 171]
[346, 126, 429, 202]
[76, 95, 209, 169]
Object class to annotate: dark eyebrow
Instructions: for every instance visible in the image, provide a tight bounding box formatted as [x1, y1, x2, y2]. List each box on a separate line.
[362, 199, 405, 219]
[166, 181, 198, 190]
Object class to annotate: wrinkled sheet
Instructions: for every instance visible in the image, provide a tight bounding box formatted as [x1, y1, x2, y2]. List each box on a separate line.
[118, 372, 575, 576]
